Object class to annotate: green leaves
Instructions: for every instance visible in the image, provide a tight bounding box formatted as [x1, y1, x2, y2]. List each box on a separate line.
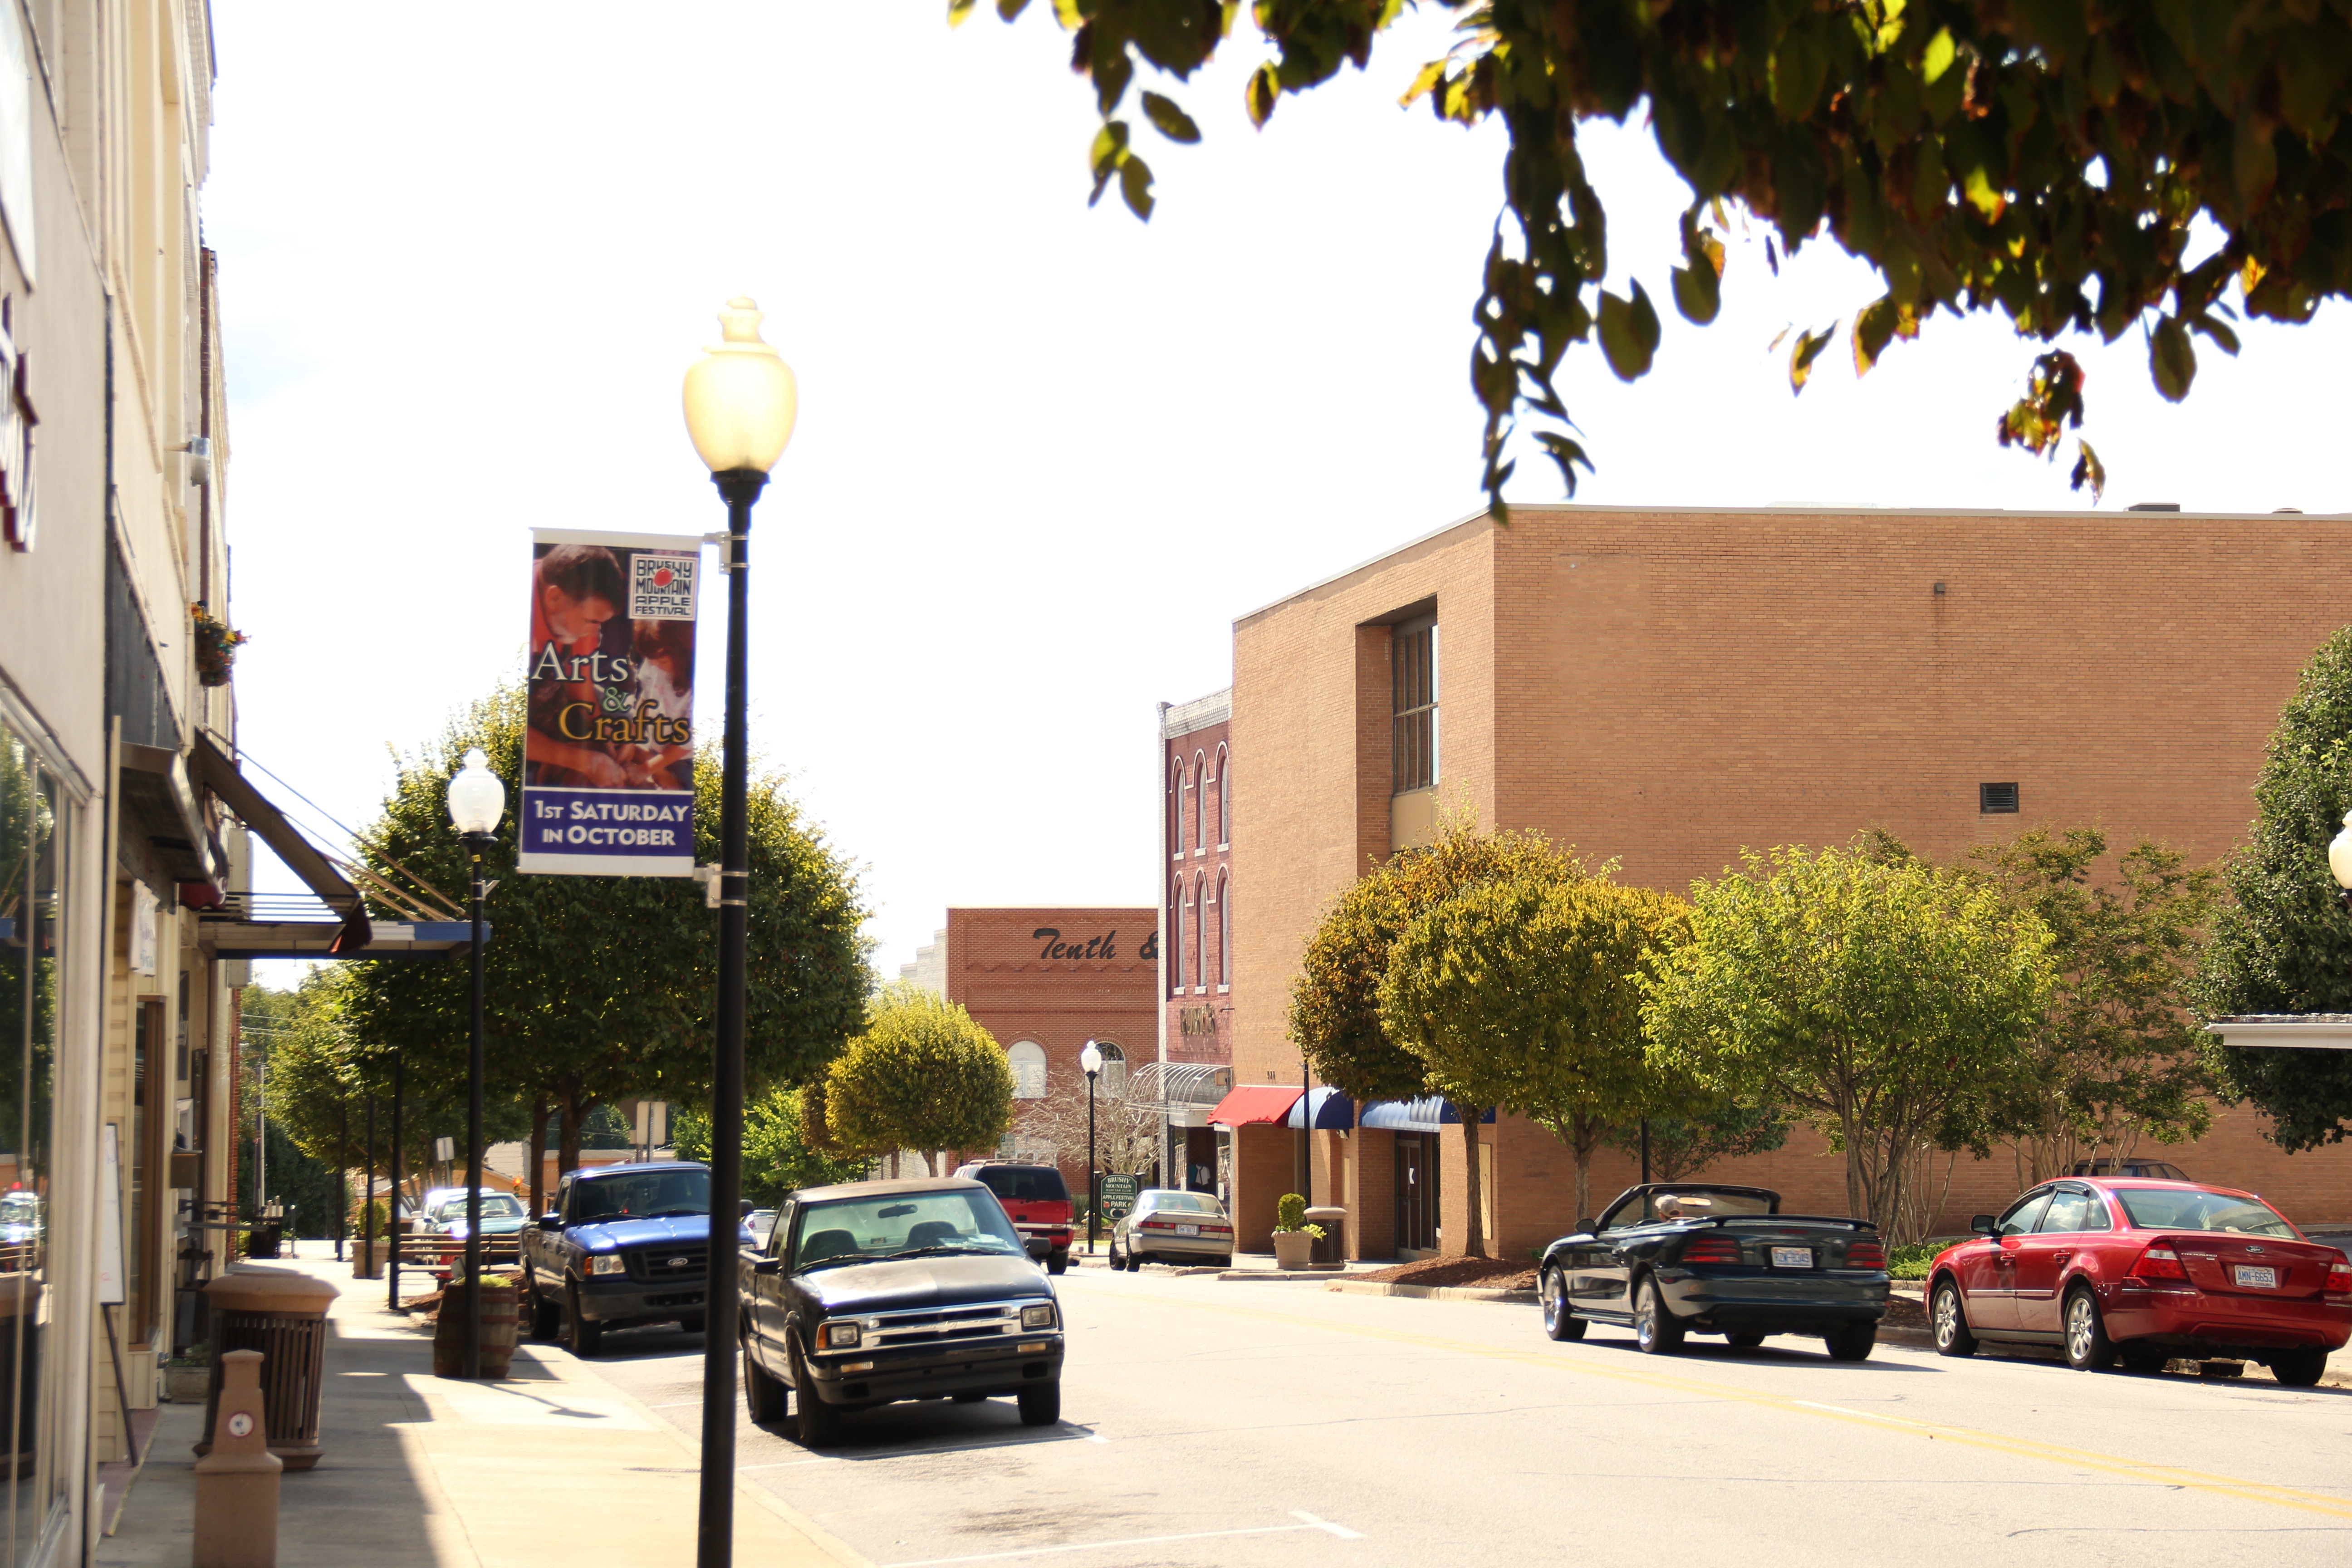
[1787, 323, 1836, 392]
[1087, 120, 1155, 219]
[1140, 90, 1200, 143]
[2149, 316, 2196, 401]
[825, 982, 1014, 1159]
[1671, 211, 1726, 325]
[1994, 348, 2087, 458]
[1850, 295, 1917, 377]
[1596, 281, 1661, 381]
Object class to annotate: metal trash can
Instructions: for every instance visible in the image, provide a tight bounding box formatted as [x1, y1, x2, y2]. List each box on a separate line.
[198, 1268, 339, 1471]
[1304, 1206, 1348, 1267]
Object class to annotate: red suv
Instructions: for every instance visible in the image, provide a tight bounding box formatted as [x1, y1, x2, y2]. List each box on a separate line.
[954, 1163, 1073, 1274]
[1928, 1176, 2352, 1385]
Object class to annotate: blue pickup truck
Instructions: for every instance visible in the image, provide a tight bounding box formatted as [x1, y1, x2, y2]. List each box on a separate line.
[519, 1160, 749, 1356]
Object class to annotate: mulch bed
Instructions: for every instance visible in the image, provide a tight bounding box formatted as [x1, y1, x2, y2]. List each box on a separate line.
[1353, 1256, 1538, 1291]
[1881, 1293, 1929, 1330]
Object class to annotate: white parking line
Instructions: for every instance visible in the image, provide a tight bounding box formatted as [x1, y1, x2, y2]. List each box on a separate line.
[877, 1515, 1362, 1568]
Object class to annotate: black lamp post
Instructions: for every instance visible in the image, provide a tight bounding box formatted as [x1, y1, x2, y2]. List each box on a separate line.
[681, 297, 799, 1568]
[1079, 1040, 1103, 1253]
[388, 1053, 405, 1312]
[447, 747, 505, 1379]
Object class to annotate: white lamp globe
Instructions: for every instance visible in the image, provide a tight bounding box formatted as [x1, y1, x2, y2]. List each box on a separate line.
[2330, 809, 2352, 892]
[1078, 1040, 1103, 1078]
[447, 749, 506, 836]
[681, 297, 799, 474]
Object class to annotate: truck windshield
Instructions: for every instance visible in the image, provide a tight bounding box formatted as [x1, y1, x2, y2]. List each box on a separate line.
[573, 1170, 710, 1221]
[794, 1190, 1026, 1269]
[436, 1195, 525, 1221]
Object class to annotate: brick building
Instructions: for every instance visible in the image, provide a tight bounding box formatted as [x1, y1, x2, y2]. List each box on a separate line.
[1215, 503, 2352, 1259]
[901, 908, 1158, 1194]
[1155, 691, 1236, 1195]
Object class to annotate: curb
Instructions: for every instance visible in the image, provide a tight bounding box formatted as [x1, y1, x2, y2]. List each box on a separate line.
[1215, 1268, 1351, 1282]
[1324, 1280, 1537, 1304]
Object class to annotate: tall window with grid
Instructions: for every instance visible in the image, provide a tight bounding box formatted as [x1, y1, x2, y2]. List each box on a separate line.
[1393, 617, 1438, 793]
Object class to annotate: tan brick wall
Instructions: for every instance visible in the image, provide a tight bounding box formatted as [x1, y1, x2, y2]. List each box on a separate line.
[1231, 505, 2352, 1254]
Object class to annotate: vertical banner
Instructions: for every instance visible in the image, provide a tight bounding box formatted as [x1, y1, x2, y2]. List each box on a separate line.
[519, 529, 701, 876]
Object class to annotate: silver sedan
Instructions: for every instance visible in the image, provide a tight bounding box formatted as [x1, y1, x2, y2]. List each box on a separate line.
[1108, 1190, 1235, 1269]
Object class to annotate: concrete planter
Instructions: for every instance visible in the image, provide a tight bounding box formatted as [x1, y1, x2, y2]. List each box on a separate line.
[1271, 1231, 1314, 1269]
[163, 1363, 211, 1403]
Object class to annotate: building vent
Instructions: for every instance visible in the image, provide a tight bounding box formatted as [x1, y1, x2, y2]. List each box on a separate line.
[1980, 782, 2019, 814]
[2126, 501, 2181, 512]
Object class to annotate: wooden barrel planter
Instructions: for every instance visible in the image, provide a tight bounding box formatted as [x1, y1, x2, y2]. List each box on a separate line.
[432, 1276, 521, 1380]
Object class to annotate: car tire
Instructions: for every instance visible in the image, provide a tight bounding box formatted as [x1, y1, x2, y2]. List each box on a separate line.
[1726, 1332, 1766, 1350]
[743, 1342, 786, 1426]
[1016, 1381, 1061, 1427]
[1539, 1267, 1586, 1342]
[791, 1345, 844, 1447]
[564, 1282, 603, 1359]
[1824, 1323, 1876, 1362]
[1931, 1279, 1977, 1358]
[1131, 1250, 1150, 1269]
[2063, 1287, 2115, 1372]
[678, 1314, 707, 1336]
[1047, 1251, 1069, 1275]
[1632, 1276, 1684, 1356]
[1108, 1241, 1127, 1272]
[526, 1273, 560, 1341]
[2268, 1348, 2328, 1388]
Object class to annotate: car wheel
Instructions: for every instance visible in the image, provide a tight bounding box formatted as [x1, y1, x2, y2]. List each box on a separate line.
[526, 1273, 560, 1341]
[1931, 1279, 1977, 1358]
[1131, 1250, 1151, 1269]
[1726, 1332, 1766, 1350]
[1632, 1276, 1683, 1356]
[1824, 1323, 1876, 1362]
[1016, 1380, 1061, 1427]
[1108, 1240, 1127, 1272]
[1539, 1267, 1586, 1342]
[2063, 1288, 2115, 1371]
[743, 1341, 786, 1426]
[1047, 1251, 1069, 1275]
[2268, 1348, 2328, 1388]
[678, 1314, 707, 1336]
[564, 1282, 603, 1359]
[791, 1345, 843, 1447]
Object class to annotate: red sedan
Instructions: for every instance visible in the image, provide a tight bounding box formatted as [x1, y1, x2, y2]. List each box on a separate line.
[1927, 1176, 2351, 1386]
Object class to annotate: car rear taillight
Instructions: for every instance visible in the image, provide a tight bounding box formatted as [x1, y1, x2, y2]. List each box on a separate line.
[1204, 1224, 1232, 1235]
[2327, 1259, 2352, 1295]
[1681, 1235, 1741, 1265]
[2130, 1244, 2190, 1282]
[1845, 1240, 1886, 1269]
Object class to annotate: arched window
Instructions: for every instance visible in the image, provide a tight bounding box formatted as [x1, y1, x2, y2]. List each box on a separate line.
[1095, 1042, 1127, 1099]
[1169, 875, 1186, 997]
[1193, 872, 1209, 990]
[1216, 744, 1230, 846]
[1007, 1041, 1048, 1100]
[1217, 872, 1231, 987]
[1193, 751, 1209, 855]
[1169, 759, 1186, 858]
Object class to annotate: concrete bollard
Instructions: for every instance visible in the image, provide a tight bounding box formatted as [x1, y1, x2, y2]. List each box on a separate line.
[193, 1350, 282, 1568]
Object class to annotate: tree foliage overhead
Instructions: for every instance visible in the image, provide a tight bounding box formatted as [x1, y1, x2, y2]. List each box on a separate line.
[1379, 872, 1691, 1222]
[673, 1089, 871, 1206]
[1644, 843, 2055, 1240]
[956, 0, 2352, 510]
[823, 983, 1017, 1165]
[340, 687, 872, 1180]
[1601, 1101, 1789, 1186]
[2195, 626, 2352, 1151]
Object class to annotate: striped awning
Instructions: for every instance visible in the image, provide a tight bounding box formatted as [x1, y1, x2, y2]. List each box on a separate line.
[1357, 1098, 1496, 1133]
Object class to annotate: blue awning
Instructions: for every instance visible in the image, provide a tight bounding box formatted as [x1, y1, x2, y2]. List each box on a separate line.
[1283, 1088, 1354, 1130]
[1358, 1098, 1495, 1133]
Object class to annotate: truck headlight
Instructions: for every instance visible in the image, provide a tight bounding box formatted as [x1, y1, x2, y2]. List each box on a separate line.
[1020, 1303, 1056, 1330]
[587, 1254, 626, 1276]
[817, 1321, 862, 1349]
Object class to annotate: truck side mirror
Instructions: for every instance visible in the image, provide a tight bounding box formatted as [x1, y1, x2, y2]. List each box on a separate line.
[538, 1213, 562, 1231]
[740, 1199, 755, 1217]
[1970, 1213, 1998, 1237]
[751, 1257, 781, 1275]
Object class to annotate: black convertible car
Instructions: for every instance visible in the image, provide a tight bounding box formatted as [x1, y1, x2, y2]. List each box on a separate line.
[1539, 1183, 1891, 1360]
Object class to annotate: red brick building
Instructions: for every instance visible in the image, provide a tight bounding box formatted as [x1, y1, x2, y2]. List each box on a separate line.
[903, 907, 1158, 1194]
[1157, 691, 1236, 1195]
[1216, 503, 2352, 1259]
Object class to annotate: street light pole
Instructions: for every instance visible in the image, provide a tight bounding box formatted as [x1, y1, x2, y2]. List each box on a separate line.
[682, 297, 798, 1568]
[1079, 1041, 1102, 1254]
[388, 1052, 404, 1311]
[447, 749, 507, 1381]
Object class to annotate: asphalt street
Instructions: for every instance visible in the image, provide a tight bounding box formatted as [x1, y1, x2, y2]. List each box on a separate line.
[578, 1263, 2352, 1568]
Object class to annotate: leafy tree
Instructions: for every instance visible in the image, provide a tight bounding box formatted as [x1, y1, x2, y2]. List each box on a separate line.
[1963, 826, 2220, 1184]
[1644, 844, 2055, 1240]
[673, 1090, 870, 1206]
[1602, 1102, 1789, 1186]
[2195, 627, 2352, 1149]
[339, 687, 872, 1186]
[1290, 822, 1592, 1256]
[1380, 873, 1691, 1223]
[953, 2, 2352, 510]
[823, 983, 1015, 1168]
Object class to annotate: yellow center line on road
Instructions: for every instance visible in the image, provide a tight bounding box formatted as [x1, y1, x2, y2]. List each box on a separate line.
[1066, 1279, 2352, 1522]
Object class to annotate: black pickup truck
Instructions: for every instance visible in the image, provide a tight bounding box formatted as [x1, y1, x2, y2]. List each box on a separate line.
[740, 1176, 1063, 1446]
[1538, 1182, 1891, 1360]
[520, 1160, 749, 1356]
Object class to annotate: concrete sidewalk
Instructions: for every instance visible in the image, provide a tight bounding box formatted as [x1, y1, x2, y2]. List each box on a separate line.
[99, 1259, 867, 1568]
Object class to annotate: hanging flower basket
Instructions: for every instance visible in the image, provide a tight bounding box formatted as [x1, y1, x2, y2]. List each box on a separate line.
[191, 603, 248, 687]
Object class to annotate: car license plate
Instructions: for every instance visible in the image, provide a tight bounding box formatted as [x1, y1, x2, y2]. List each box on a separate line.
[2234, 1265, 2278, 1289]
[1770, 1246, 1814, 1270]
[1175, 1224, 1200, 1237]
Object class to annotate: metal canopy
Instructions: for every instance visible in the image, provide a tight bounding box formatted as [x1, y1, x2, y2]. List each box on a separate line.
[190, 733, 371, 954]
[1124, 1062, 1233, 1109]
[205, 917, 481, 963]
[2203, 1016, 2352, 1051]
[117, 742, 215, 882]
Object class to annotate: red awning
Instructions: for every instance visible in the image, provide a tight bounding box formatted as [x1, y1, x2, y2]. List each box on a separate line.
[1206, 1086, 1304, 1128]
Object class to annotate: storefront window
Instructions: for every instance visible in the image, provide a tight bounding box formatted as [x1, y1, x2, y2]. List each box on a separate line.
[0, 720, 64, 1563]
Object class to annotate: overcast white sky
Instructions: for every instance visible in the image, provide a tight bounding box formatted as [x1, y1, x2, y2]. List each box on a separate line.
[206, 2, 2352, 981]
